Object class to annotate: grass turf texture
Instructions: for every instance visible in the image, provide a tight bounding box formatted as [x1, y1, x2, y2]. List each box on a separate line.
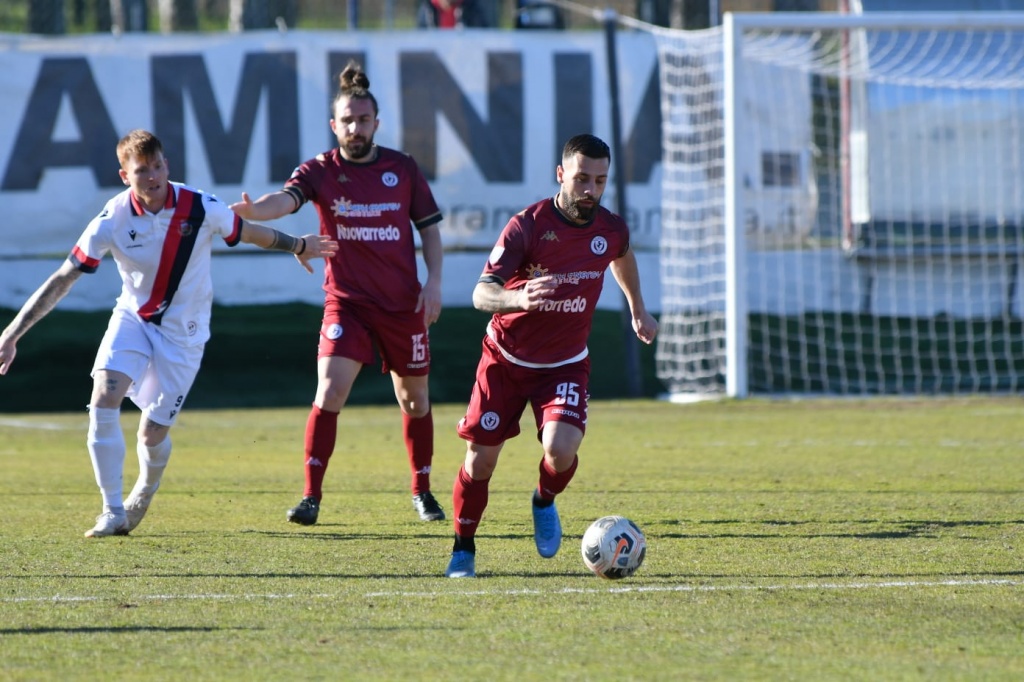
[1, 398, 1023, 680]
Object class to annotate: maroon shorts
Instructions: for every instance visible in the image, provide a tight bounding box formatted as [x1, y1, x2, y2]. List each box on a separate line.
[317, 297, 430, 376]
[456, 336, 590, 446]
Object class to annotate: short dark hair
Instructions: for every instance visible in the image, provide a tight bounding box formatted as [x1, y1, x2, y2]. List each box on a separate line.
[561, 134, 610, 163]
[333, 60, 379, 117]
[116, 129, 164, 168]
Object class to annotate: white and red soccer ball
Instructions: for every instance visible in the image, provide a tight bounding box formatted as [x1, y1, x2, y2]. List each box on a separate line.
[581, 515, 647, 580]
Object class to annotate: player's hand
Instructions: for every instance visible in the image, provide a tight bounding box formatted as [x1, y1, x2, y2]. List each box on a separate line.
[633, 311, 658, 345]
[416, 279, 442, 326]
[518, 275, 558, 311]
[229, 192, 258, 220]
[295, 234, 338, 274]
[0, 336, 16, 376]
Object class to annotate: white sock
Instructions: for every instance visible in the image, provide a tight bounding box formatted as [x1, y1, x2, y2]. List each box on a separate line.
[135, 437, 171, 494]
[87, 406, 125, 513]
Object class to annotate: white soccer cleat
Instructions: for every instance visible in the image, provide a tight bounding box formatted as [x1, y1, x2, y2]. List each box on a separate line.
[84, 511, 129, 538]
[124, 489, 155, 532]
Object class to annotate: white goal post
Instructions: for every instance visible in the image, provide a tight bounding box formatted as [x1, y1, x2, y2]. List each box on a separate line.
[651, 12, 1024, 399]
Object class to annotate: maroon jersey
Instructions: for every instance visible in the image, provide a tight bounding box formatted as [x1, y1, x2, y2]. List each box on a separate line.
[285, 146, 441, 312]
[482, 197, 630, 367]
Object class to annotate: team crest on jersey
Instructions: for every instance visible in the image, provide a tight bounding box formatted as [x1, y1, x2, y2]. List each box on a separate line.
[590, 235, 608, 255]
[177, 220, 195, 237]
[381, 171, 399, 187]
[526, 263, 549, 279]
[480, 411, 500, 431]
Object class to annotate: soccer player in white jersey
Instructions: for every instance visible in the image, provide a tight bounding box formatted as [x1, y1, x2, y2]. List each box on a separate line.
[0, 129, 337, 538]
[231, 61, 446, 525]
[444, 134, 658, 578]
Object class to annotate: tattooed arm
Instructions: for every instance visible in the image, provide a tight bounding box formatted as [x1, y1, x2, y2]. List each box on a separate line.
[0, 260, 82, 375]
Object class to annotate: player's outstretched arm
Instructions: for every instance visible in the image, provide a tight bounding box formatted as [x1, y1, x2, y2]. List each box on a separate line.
[610, 247, 658, 345]
[0, 261, 82, 376]
[229, 191, 298, 222]
[239, 221, 338, 274]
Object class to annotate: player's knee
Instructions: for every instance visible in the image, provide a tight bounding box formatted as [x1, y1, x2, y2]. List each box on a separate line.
[543, 449, 577, 472]
[316, 383, 351, 411]
[465, 444, 500, 479]
[400, 397, 430, 418]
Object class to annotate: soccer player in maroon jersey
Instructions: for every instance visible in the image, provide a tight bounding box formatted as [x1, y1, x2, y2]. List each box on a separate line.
[0, 129, 336, 538]
[444, 134, 658, 578]
[230, 61, 446, 525]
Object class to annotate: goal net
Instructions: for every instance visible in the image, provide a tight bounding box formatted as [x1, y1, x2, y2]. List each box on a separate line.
[651, 13, 1024, 398]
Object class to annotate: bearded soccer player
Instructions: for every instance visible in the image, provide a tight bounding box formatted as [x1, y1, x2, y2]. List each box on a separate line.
[0, 129, 336, 537]
[231, 61, 445, 525]
[444, 134, 658, 578]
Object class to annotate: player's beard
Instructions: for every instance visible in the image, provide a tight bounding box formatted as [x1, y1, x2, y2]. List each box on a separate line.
[343, 134, 375, 161]
[558, 191, 601, 223]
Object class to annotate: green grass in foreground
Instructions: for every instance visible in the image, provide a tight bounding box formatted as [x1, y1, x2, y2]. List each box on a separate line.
[1, 398, 1023, 681]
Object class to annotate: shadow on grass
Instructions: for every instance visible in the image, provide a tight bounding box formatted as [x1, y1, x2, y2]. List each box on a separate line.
[0, 625, 246, 635]
[653, 517, 1024, 539]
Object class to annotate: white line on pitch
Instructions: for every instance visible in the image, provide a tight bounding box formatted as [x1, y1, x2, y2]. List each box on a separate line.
[3, 577, 1021, 604]
[0, 418, 77, 431]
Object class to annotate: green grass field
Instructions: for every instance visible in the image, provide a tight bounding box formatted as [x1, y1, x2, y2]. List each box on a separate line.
[1, 398, 1023, 681]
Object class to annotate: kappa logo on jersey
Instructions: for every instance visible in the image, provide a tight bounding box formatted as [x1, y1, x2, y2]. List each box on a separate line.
[337, 173, 350, 184]
[480, 411, 500, 431]
[542, 231, 559, 241]
[325, 323, 343, 340]
[381, 171, 399, 187]
[590, 235, 608, 255]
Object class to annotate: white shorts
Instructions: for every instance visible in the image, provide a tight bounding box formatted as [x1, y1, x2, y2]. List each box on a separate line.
[91, 308, 204, 426]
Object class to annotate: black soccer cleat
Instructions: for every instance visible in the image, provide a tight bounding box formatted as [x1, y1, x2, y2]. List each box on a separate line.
[286, 496, 320, 525]
[412, 491, 446, 521]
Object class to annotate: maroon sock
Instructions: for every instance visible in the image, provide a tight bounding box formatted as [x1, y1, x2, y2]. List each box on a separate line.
[452, 465, 489, 539]
[536, 454, 579, 502]
[403, 408, 434, 495]
[303, 404, 338, 500]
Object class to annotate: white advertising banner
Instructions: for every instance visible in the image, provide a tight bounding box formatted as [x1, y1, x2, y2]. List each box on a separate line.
[0, 29, 664, 310]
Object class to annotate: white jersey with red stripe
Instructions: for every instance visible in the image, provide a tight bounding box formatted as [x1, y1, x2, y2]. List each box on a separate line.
[69, 182, 242, 347]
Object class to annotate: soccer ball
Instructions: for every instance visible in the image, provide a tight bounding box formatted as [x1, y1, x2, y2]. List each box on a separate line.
[580, 515, 647, 580]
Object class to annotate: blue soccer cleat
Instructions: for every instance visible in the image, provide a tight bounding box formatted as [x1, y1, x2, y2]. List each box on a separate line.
[532, 498, 562, 558]
[445, 550, 476, 578]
